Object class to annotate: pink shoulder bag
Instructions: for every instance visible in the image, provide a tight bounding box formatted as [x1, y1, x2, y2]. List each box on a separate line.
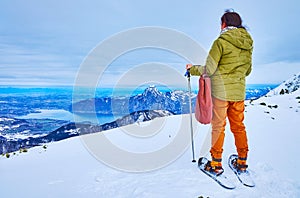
[195, 68, 213, 124]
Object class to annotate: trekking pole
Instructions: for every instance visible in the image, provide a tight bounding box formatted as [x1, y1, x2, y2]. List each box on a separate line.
[185, 69, 196, 163]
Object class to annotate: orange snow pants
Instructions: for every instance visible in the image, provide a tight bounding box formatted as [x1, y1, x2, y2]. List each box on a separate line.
[210, 97, 249, 162]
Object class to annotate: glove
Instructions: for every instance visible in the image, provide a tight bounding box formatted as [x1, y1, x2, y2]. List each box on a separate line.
[186, 64, 193, 70]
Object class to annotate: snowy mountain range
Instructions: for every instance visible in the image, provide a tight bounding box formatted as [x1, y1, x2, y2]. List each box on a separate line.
[71, 85, 194, 115]
[0, 110, 173, 155]
[2, 74, 300, 156]
[71, 84, 276, 117]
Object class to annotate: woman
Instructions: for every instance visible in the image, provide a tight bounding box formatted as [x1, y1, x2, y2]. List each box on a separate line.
[186, 10, 253, 175]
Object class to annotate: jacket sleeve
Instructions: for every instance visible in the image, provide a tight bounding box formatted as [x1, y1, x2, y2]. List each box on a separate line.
[205, 39, 223, 76]
[190, 65, 204, 76]
[189, 38, 222, 77]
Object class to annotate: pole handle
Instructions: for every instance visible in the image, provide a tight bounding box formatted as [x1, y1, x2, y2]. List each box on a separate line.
[185, 69, 191, 78]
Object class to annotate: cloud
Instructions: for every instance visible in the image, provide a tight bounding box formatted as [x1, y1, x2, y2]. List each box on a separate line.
[1, 0, 300, 86]
[247, 61, 300, 84]
[0, 41, 77, 86]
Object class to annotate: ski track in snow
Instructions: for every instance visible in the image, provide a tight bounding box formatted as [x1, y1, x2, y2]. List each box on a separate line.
[0, 90, 300, 197]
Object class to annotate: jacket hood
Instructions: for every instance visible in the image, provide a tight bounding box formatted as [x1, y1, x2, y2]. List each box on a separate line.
[219, 28, 253, 50]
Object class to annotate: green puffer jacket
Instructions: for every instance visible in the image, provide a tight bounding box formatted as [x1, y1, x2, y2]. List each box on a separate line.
[190, 27, 253, 101]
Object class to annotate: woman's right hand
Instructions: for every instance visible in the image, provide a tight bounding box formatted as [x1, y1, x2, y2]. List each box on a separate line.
[186, 64, 193, 70]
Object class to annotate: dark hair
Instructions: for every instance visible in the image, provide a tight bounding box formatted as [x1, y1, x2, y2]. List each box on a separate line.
[221, 9, 245, 29]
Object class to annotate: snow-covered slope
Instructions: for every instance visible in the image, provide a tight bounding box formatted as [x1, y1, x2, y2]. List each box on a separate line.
[266, 72, 300, 96]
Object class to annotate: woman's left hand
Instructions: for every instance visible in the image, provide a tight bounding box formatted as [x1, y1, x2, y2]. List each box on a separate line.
[186, 64, 193, 70]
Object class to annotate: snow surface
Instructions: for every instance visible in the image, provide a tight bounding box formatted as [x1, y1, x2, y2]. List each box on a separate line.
[1, 90, 300, 197]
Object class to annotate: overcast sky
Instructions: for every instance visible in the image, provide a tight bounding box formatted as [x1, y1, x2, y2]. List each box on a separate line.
[0, 0, 299, 87]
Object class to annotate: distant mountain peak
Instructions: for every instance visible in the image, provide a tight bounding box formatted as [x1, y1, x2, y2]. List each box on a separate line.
[267, 72, 300, 96]
[141, 85, 163, 97]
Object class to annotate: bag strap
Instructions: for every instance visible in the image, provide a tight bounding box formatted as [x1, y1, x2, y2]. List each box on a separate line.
[202, 66, 208, 77]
